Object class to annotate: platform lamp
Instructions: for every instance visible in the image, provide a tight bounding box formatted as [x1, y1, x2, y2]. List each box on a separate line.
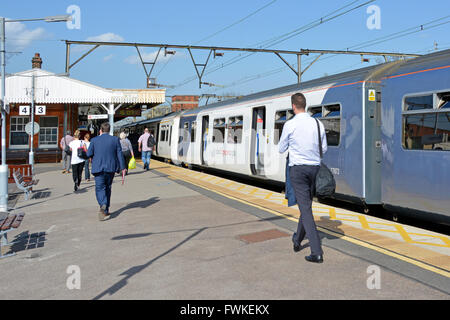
[0, 14, 71, 213]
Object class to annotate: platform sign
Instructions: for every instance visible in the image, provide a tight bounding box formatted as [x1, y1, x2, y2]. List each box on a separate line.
[19, 105, 30, 115]
[88, 114, 108, 120]
[35, 105, 46, 115]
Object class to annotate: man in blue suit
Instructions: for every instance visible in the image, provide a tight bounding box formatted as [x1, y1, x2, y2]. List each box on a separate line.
[87, 122, 126, 221]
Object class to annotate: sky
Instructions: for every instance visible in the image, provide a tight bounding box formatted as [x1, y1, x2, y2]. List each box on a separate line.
[2, 0, 450, 105]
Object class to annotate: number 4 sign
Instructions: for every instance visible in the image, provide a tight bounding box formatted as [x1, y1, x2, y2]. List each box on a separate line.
[19, 106, 30, 115]
[35, 105, 46, 115]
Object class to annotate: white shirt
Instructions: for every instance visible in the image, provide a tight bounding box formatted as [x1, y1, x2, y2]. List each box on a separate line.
[69, 139, 86, 165]
[278, 112, 327, 166]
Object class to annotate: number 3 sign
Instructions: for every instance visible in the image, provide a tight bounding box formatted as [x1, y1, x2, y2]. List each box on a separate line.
[35, 105, 46, 115]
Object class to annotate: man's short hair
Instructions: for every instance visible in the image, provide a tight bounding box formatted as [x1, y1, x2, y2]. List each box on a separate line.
[291, 93, 306, 110]
[66, 130, 72, 136]
[101, 122, 110, 133]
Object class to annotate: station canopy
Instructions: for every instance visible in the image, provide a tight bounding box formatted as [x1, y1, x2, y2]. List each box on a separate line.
[1, 69, 165, 110]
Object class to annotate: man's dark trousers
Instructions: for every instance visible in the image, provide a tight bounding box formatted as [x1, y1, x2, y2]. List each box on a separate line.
[94, 172, 115, 213]
[290, 165, 323, 256]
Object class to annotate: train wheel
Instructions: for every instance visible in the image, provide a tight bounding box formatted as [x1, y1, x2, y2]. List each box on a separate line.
[363, 206, 370, 214]
[392, 213, 399, 223]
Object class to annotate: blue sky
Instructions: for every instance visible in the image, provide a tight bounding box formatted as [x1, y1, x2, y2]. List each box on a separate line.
[2, 0, 450, 103]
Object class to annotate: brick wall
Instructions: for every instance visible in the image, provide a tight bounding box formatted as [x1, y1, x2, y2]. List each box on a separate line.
[171, 95, 199, 112]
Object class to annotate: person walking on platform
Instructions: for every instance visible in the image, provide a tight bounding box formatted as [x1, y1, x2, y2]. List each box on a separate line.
[120, 132, 134, 175]
[60, 130, 74, 174]
[138, 128, 155, 171]
[83, 133, 91, 182]
[87, 122, 126, 221]
[68, 130, 85, 192]
[278, 92, 328, 263]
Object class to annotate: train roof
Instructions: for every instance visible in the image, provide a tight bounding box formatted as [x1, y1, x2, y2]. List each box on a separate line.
[181, 48, 450, 116]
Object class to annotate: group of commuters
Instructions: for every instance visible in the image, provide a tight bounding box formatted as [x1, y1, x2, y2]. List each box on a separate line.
[59, 93, 326, 264]
[60, 123, 155, 221]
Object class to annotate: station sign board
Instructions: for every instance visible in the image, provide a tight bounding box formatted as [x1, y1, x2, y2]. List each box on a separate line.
[88, 114, 108, 120]
[116, 109, 142, 118]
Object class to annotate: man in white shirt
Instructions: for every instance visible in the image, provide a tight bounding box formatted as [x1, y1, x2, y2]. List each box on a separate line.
[278, 92, 327, 263]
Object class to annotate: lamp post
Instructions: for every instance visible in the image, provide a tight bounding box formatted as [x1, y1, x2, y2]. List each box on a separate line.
[0, 14, 71, 213]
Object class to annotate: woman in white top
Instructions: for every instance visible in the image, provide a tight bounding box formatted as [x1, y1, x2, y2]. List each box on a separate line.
[69, 130, 86, 191]
[83, 133, 91, 182]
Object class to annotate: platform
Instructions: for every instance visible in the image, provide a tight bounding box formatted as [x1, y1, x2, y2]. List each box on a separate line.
[0, 160, 448, 300]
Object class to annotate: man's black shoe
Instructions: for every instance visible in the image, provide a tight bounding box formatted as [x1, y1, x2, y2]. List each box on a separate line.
[305, 254, 323, 263]
[293, 243, 301, 252]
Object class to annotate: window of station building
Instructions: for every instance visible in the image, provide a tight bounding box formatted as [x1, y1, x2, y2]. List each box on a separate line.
[403, 92, 450, 151]
[213, 118, 225, 143]
[191, 121, 196, 143]
[274, 109, 294, 145]
[227, 116, 243, 144]
[39, 116, 58, 148]
[10, 116, 30, 148]
[307, 104, 341, 146]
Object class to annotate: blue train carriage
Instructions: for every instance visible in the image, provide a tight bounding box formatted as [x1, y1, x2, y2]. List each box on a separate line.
[380, 49, 450, 222]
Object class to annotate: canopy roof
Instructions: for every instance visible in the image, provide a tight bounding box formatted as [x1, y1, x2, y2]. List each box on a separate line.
[1, 69, 165, 105]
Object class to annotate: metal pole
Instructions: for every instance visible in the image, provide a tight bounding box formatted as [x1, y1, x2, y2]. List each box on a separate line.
[297, 54, 301, 84]
[29, 73, 35, 173]
[108, 103, 114, 136]
[0, 17, 9, 213]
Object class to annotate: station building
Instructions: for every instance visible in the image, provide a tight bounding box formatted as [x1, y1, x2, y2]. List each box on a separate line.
[1, 53, 165, 163]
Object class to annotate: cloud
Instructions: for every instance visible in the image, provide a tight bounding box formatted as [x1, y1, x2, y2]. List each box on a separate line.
[103, 54, 114, 62]
[124, 50, 182, 64]
[85, 32, 124, 42]
[5, 21, 48, 57]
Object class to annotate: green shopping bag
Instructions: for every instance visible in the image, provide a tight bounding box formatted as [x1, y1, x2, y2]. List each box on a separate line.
[128, 156, 136, 170]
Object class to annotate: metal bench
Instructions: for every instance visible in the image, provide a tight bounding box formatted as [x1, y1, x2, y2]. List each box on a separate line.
[13, 170, 39, 201]
[0, 212, 25, 258]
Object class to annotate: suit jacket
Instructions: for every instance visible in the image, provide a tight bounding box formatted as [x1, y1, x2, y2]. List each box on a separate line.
[87, 133, 126, 174]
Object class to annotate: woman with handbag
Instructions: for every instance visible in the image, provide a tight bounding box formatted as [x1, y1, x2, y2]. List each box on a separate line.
[69, 130, 86, 192]
[119, 132, 134, 175]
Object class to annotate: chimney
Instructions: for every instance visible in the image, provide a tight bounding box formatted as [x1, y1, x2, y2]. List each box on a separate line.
[32, 53, 42, 69]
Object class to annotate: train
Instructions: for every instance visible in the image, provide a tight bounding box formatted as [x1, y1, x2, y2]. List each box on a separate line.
[119, 49, 450, 225]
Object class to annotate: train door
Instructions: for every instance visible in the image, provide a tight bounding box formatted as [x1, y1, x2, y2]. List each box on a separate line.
[201, 115, 209, 165]
[155, 123, 160, 154]
[250, 106, 266, 176]
[364, 85, 382, 204]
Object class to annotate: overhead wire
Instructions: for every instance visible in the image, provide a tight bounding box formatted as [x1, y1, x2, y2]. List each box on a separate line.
[206, 14, 450, 94]
[168, 0, 376, 92]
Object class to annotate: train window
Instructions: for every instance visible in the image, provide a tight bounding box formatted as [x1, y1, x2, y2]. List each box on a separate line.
[169, 126, 172, 146]
[403, 92, 450, 151]
[191, 121, 196, 142]
[227, 116, 243, 144]
[182, 122, 189, 142]
[321, 104, 341, 146]
[213, 118, 225, 143]
[403, 112, 450, 151]
[308, 107, 322, 118]
[274, 110, 290, 145]
[437, 92, 450, 109]
[404, 95, 433, 111]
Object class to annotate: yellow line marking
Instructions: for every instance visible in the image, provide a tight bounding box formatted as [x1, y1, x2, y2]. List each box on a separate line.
[160, 168, 450, 278]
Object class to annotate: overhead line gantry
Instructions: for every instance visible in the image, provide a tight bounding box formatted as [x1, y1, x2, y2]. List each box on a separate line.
[64, 40, 421, 88]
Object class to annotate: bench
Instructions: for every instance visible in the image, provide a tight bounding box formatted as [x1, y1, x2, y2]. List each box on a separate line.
[8, 164, 32, 184]
[0, 212, 25, 258]
[13, 170, 39, 201]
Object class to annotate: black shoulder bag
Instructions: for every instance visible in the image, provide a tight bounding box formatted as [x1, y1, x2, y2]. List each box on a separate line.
[64, 137, 72, 156]
[314, 119, 336, 197]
